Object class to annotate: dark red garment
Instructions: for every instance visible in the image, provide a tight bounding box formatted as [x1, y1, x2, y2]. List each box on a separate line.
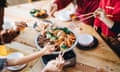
[94, 0, 120, 37]
[54, 0, 100, 25]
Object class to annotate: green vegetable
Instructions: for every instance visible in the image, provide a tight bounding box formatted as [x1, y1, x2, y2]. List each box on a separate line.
[46, 31, 58, 40]
[30, 9, 40, 14]
[61, 44, 67, 50]
[53, 27, 71, 34]
[51, 36, 58, 40]
[61, 27, 71, 34]
[46, 31, 53, 38]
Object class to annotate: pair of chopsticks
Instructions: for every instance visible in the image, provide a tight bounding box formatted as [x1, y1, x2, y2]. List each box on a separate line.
[77, 12, 95, 22]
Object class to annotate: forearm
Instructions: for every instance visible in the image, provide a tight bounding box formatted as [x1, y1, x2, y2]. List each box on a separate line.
[54, 0, 71, 10]
[7, 51, 44, 66]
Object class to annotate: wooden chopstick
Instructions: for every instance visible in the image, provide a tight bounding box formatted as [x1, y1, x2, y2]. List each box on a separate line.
[79, 14, 94, 22]
[78, 12, 94, 17]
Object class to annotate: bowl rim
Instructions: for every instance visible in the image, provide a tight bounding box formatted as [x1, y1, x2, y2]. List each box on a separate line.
[77, 34, 94, 46]
[34, 29, 78, 54]
[7, 52, 26, 71]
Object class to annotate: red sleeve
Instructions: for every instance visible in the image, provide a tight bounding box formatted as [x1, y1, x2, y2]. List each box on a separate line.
[54, 0, 72, 10]
[112, 2, 120, 21]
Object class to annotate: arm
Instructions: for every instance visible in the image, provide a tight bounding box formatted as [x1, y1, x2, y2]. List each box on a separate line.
[94, 8, 114, 28]
[50, 0, 72, 17]
[7, 51, 44, 66]
[7, 45, 55, 66]
[94, 8, 120, 34]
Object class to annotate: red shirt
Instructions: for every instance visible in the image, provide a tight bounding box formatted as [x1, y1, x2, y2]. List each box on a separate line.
[94, 0, 120, 37]
[54, 0, 100, 25]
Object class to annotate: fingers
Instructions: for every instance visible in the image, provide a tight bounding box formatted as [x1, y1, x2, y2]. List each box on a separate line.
[94, 8, 105, 17]
[117, 33, 120, 41]
[49, 4, 57, 17]
[118, 33, 120, 36]
[56, 55, 64, 69]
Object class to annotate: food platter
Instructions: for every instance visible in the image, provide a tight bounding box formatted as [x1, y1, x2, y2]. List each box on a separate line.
[35, 26, 77, 54]
[30, 8, 48, 18]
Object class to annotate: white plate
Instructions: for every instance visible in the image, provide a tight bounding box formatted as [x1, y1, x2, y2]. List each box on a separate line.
[7, 52, 26, 71]
[78, 34, 94, 46]
[55, 10, 73, 21]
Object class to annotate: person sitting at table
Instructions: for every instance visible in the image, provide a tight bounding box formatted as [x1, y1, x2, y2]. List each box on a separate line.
[94, 0, 120, 57]
[0, 45, 64, 72]
[49, 0, 100, 25]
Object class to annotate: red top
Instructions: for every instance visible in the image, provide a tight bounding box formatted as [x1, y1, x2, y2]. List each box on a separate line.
[94, 0, 120, 37]
[54, 0, 100, 25]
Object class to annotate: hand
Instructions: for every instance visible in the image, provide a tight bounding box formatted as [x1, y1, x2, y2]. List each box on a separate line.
[117, 33, 120, 41]
[42, 55, 64, 72]
[49, 3, 57, 17]
[94, 8, 107, 21]
[41, 44, 56, 55]
[94, 8, 114, 28]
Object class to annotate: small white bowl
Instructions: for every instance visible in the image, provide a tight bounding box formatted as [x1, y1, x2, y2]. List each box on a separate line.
[55, 10, 73, 21]
[78, 34, 94, 46]
[7, 52, 26, 71]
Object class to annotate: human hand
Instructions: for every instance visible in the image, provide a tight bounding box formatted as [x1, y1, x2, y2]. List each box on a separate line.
[49, 3, 57, 17]
[117, 33, 120, 41]
[94, 8, 107, 21]
[94, 8, 114, 28]
[41, 44, 56, 55]
[42, 55, 64, 72]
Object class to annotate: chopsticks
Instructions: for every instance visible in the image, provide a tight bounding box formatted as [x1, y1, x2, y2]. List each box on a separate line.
[73, 12, 95, 22]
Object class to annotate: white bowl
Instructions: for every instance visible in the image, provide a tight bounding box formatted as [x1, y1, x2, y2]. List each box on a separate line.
[55, 10, 73, 21]
[7, 52, 26, 71]
[78, 34, 94, 46]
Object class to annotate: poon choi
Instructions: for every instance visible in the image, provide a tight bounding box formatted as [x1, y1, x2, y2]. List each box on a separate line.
[37, 24, 76, 51]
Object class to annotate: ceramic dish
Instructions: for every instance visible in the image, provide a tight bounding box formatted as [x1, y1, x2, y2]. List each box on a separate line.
[55, 10, 73, 21]
[76, 36, 98, 50]
[78, 34, 94, 46]
[35, 27, 78, 54]
[7, 52, 26, 71]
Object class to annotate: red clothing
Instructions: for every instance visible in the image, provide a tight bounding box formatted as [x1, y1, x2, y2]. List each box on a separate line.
[94, 0, 120, 37]
[54, 0, 100, 25]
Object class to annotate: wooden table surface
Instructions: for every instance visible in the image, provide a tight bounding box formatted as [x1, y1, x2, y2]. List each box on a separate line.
[5, 0, 120, 72]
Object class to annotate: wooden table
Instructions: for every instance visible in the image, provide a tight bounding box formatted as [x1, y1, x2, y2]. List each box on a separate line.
[5, 0, 120, 72]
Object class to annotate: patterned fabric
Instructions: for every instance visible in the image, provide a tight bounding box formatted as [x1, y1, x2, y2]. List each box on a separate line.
[0, 58, 7, 71]
[94, 0, 120, 37]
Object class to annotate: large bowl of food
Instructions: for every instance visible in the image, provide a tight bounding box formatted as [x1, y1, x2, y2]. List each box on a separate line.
[35, 24, 77, 54]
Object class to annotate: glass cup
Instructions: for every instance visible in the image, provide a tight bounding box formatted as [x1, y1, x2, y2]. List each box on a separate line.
[0, 45, 7, 56]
